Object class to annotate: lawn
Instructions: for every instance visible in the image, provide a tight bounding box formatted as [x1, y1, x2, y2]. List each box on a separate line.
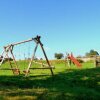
[0, 60, 100, 100]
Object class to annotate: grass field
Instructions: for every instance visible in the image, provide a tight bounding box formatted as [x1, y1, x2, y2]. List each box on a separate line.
[0, 60, 100, 100]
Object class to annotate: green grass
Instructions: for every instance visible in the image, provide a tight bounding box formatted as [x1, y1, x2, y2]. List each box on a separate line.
[0, 60, 100, 100]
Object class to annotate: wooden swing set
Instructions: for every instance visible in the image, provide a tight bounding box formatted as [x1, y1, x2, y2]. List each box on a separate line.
[0, 35, 54, 76]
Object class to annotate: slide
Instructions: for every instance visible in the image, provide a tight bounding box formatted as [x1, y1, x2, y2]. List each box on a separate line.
[68, 54, 82, 67]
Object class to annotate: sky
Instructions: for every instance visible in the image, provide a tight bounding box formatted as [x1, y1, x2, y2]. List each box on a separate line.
[0, 0, 100, 59]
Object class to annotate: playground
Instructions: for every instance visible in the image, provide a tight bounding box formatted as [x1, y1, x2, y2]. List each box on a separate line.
[0, 36, 100, 100]
[0, 36, 90, 76]
[1, 0, 100, 99]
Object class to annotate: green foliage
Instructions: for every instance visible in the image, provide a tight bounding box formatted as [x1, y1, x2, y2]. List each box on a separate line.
[55, 53, 64, 59]
[86, 49, 99, 57]
[77, 59, 84, 63]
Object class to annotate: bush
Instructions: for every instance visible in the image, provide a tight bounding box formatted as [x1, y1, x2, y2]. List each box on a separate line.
[77, 59, 84, 63]
[55, 53, 64, 59]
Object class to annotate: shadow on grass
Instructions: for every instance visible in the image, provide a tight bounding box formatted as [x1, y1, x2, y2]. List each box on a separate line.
[0, 67, 100, 100]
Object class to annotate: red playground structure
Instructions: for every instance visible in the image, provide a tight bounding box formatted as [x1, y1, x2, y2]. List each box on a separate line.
[67, 53, 82, 67]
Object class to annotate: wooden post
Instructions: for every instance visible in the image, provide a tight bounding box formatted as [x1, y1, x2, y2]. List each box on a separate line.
[94, 57, 96, 67]
[40, 43, 54, 76]
[0, 46, 11, 66]
[10, 46, 20, 74]
[25, 43, 38, 76]
[36, 36, 54, 76]
[10, 46, 19, 69]
[5, 51, 15, 75]
[0, 53, 7, 66]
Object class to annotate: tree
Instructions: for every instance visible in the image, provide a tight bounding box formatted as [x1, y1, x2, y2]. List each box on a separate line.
[76, 55, 82, 58]
[55, 53, 64, 59]
[85, 49, 99, 57]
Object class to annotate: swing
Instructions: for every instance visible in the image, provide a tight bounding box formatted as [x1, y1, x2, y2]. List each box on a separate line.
[0, 35, 54, 76]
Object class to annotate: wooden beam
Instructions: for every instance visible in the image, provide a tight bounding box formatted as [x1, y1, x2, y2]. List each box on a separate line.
[30, 67, 55, 69]
[4, 38, 34, 48]
[0, 68, 19, 70]
[39, 41, 54, 76]
[4, 36, 40, 48]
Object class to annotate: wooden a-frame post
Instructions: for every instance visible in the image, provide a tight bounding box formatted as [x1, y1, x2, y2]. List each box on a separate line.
[0, 45, 20, 75]
[25, 36, 54, 76]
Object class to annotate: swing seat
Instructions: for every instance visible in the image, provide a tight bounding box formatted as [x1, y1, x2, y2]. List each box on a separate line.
[13, 68, 20, 75]
[23, 70, 30, 74]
